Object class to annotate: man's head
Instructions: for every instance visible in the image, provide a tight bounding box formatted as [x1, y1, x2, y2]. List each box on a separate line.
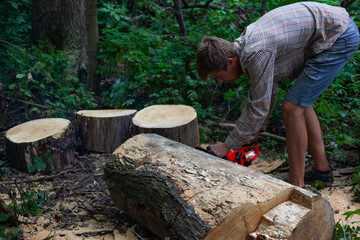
[196, 37, 240, 83]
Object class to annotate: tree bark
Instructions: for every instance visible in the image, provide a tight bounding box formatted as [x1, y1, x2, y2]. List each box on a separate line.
[0, 82, 6, 126]
[261, 0, 267, 15]
[173, 0, 187, 36]
[86, 0, 100, 93]
[105, 134, 335, 240]
[131, 105, 200, 147]
[31, 0, 88, 83]
[127, 0, 138, 18]
[5, 118, 77, 173]
[76, 109, 137, 153]
[340, 0, 356, 9]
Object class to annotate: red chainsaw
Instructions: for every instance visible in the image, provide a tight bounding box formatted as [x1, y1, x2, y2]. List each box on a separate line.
[196, 143, 259, 167]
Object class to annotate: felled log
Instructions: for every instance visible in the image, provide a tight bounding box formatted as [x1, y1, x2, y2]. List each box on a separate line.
[131, 105, 200, 147]
[5, 118, 77, 173]
[105, 134, 335, 240]
[76, 109, 136, 153]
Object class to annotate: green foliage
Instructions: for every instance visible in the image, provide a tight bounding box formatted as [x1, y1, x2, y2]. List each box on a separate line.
[0, 225, 22, 240]
[14, 190, 49, 216]
[97, 0, 255, 121]
[0, 0, 31, 45]
[28, 157, 46, 173]
[336, 210, 360, 240]
[28, 152, 55, 173]
[351, 166, 360, 202]
[98, 1, 216, 116]
[314, 50, 360, 160]
[1, 42, 97, 118]
[0, 214, 9, 223]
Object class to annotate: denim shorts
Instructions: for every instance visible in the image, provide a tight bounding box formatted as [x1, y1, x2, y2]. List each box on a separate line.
[286, 17, 360, 107]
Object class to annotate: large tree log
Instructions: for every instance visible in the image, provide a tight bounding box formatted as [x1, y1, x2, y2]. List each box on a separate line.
[5, 118, 77, 173]
[131, 105, 200, 147]
[105, 134, 335, 240]
[76, 109, 137, 153]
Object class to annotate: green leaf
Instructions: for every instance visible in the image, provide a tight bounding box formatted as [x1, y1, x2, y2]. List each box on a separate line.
[16, 73, 25, 79]
[28, 164, 37, 173]
[0, 214, 9, 222]
[344, 209, 360, 221]
[9, 83, 17, 90]
[33, 157, 43, 164]
[10, 1, 18, 9]
[38, 162, 46, 171]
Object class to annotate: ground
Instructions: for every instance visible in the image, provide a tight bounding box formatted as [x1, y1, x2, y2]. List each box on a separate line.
[0, 116, 359, 239]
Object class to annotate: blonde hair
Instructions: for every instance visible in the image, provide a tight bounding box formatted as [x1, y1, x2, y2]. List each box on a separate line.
[196, 37, 237, 81]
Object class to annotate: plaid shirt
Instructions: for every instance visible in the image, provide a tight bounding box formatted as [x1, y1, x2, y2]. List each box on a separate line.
[226, 2, 349, 150]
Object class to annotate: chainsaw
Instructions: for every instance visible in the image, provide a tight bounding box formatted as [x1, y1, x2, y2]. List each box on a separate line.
[196, 143, 259, 167]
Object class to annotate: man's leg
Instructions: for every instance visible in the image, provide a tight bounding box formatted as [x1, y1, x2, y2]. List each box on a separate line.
[305, 108, 330, 172]
[281, 99, 307, 187]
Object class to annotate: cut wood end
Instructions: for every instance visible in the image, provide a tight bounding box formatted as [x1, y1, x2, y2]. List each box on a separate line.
[132, 105, 197, 128]
[77, 109, 137, 118]
[5, 118, 71, 143]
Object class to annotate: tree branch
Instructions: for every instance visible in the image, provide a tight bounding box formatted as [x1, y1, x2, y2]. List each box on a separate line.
[6, 97, 50, 110]
[173, 0, 187, 36]
[205, 121, 286, 143]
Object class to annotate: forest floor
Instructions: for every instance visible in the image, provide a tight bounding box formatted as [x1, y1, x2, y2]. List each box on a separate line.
[1, 115, 359, 240]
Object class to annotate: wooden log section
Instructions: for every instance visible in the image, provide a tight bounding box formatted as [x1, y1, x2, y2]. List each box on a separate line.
[76, 109, 136, 153]
[5, 118, 77, 173]
[131, 104, 200, 147]
[105, 134, 335, 240]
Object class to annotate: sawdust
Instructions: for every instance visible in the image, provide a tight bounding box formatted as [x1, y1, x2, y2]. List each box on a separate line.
[320, 186, 360, 227]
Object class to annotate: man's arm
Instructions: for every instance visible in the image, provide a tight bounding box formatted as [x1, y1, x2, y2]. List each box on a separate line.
[225, 50, 277, 150]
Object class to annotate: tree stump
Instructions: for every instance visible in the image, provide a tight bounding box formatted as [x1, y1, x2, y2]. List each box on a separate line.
[105, 134, 335, 240]
[5, 118, 77, 173]
[131, 105, 200, 147]
[76, 109, 137, 153]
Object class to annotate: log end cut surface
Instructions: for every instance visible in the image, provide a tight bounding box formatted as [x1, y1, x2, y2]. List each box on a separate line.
[77, 109, 137, 118]
[5, 118, 71, 143]
[132, 105, 197, 128]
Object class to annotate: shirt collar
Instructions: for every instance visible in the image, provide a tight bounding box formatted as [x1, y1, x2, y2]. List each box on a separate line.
[234, 35, 245, 56]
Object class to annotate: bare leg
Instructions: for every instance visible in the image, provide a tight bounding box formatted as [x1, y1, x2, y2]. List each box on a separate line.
[281, 99, 307, 187]
[304, 108, 330, 171]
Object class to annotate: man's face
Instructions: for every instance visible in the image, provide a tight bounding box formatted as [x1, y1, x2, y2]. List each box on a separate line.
[209, 57, 240, 84]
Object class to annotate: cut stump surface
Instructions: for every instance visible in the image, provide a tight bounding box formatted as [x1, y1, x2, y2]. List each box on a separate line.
[105, 134, 335, 240]
[76, 109, 136, 153]
[5, 118, 77, 173]
[131, 105, 200, 147]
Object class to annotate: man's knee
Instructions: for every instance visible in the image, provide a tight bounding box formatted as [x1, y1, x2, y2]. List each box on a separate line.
[281, 99, 305, 120]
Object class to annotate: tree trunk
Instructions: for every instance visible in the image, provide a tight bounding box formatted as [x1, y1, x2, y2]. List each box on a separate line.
[173, 0, 187, 36]
[31, 0, 88, 83]
[105, 134, 335, 240]
[127, 0, 138, 18]
[86, 0, 100, 93]
[76, 109, 137, 153]
[131, 105, 200, 147]
[5, 118, 77, 173]
[0, 82, 6, 126]
[340, 0, 356, 9]
[261, 0, 267, 15]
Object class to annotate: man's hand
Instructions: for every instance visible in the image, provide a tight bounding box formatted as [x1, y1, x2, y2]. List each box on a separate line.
[209, 142, 230, 158]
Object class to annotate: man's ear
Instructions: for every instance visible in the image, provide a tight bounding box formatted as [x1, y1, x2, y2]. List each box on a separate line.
[227, 57, 235, 66]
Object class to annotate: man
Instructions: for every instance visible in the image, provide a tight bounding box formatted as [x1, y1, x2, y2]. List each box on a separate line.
[196, 2, 359, 188]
